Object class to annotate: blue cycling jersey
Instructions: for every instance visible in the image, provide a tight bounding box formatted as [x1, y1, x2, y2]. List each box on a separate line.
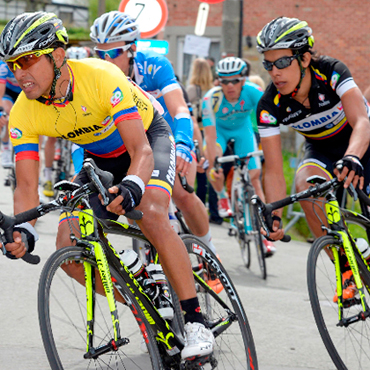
[202, 81, 263, 169]
[133, 50, 193, 147]
[0, 61, 22, 94]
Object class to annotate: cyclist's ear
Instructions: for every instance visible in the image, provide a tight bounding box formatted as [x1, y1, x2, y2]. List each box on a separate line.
[301, 52, 311, 67]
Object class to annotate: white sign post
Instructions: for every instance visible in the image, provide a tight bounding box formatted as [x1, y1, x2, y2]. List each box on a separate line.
[183, 35, 211, 57]
[194, 2, 209, 36]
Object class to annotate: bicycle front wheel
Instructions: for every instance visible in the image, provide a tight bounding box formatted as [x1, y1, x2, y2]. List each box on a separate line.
[307, 235, 370, 370]
[38, 246, 163, 370]
[246, 187, 265, 279]
[182, 235, 258, 370]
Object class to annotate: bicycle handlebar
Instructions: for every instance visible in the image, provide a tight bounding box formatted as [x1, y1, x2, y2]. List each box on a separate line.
[251, 175, 370, 243]
[1, 159, 145, 264]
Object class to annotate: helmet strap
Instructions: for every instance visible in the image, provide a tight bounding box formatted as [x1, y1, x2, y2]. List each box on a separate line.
[45, 53, 67, 105]
[290, 51, 306, 98]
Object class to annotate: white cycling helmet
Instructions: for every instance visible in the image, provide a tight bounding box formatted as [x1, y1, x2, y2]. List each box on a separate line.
[216, 57, 248, 77]
[90, 11, 140, 44]
[66, 46, 88, 59]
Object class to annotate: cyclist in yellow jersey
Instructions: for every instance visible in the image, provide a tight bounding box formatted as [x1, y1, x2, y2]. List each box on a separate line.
[0, 12, 214, 360]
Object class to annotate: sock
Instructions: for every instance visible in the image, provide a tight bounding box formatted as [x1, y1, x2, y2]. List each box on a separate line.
[44, 167, 53, 182]
[197, 230, 217, 255]
[216, 188, 228, 199]
[180, 297, 205, 325]
[2, 141, 9, 150]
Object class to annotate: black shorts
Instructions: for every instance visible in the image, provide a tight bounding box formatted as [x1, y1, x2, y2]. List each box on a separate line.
[297, 141, 370, 194]
[74, 110, 176, 220]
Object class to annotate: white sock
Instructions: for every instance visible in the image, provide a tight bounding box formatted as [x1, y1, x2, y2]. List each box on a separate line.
[44, 167, 53, 182]
[197, 230, 217, 255]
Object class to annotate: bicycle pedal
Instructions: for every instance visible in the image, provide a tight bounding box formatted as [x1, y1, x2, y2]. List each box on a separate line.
[182, 354, 216, 369]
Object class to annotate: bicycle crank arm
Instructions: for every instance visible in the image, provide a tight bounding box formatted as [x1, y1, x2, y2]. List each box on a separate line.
[84, 337, 129, 359]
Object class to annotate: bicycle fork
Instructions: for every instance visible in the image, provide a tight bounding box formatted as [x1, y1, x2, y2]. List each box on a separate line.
[326, 201, 370, 326]
[78, 210, 129, 359]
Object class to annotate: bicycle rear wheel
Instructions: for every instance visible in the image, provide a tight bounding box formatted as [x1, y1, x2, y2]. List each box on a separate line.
[182, 235, 258, 370]
[38, 246, 163, 370]
[307, 235, 370, 370]
[232, 187, 251, 268]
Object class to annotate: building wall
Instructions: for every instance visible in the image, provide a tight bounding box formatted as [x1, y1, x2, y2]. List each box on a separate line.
[0, 0, 89, 28]
[165, 0, 370, 93]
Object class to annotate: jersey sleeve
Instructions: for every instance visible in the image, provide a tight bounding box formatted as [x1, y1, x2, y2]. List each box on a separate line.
[327, 59, 357, 98]
[0, 61, 8, 85]
[201, 88, 218, 128]
[9, 95, 40, 161]
[256, 92, 281, 138]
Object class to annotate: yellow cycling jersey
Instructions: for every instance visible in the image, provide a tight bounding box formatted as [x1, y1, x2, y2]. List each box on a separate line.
[9, 58, 154, 161]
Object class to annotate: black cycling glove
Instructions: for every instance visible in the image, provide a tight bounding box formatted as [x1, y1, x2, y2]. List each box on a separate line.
[336, 155, 364, 178]
[116, 180, 143, 213]
[5, 224, 37, 260]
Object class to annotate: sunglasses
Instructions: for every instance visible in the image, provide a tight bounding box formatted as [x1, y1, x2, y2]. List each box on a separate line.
[94, 44, 132, 60]
[6, 48, 54, 71]
[219, 77, 244, 85]
[262, 55, 299, 71]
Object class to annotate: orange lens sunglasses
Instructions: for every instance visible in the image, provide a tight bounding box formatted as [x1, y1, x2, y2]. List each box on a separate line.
[6, 48, 54, 71]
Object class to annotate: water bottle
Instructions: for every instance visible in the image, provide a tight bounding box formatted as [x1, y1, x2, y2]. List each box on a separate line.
[119, 249, 157, 299]
[356, 238, 370, 261]
[146, 264, 174, 320]
[168, 200, 180, 234]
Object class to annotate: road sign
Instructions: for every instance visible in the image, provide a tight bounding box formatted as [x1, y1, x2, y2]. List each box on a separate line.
[197, 0, 224, 3]
[136, 39, 169, 55]
[119, 0, 168, 38]
[194, 2, 209, 36]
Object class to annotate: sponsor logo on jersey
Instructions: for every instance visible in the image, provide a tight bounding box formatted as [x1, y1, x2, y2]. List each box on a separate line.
[318, 94, 325, 102]
[330, 72, 340, 90]
[222, 107, 229, 114]
[282, 110, 302, 123]
[60, 125, 102, 140]
[137, 61, 162, 78]
[240, 100, 245, 111]
[101, 116, 111, 126]
[10, 127, 22, 139]
[81, 105, 87, 112]
[286, 106, 291, 112]
[260, 110, 277, 124]
[110, 87, 124, 107]
[166, 134, 176, 186]
[318, 93, 330, 107]
[291, 110, 340, 130]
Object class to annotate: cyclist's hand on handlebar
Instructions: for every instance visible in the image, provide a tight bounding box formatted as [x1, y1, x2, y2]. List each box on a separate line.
[4, 231, 27, 259]
[196, 157, 209, 173]
[334, 155, 364, 190]
[260, 214, 285, 241]
[208, 167, 223, 182]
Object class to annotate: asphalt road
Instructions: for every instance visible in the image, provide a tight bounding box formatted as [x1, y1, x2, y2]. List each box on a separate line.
[0, 165, 336, 370]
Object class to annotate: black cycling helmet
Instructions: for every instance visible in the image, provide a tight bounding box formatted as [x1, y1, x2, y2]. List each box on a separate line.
[256, 17, 314, 54]
[0, 12, 68, 61]
[256, 17, 314, 97]
[0, 12, 69, 105]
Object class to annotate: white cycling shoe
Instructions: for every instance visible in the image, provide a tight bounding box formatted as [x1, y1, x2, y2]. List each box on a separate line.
[181, 322, 215, 360]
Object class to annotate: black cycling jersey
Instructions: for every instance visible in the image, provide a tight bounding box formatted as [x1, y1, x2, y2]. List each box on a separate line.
[257, 56, 370, 157]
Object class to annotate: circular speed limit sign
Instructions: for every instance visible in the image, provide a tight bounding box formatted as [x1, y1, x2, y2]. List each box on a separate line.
[118, 0, 168, 38]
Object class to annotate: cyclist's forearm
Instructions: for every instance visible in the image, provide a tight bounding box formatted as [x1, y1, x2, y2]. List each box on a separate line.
[263, 173, 286, 217]
[345, 118, 370, 159]
[14, 188, 39, 227]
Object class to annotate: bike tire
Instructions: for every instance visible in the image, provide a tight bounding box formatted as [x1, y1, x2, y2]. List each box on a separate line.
[182, 234, 259, 370]
[246, 187, 266, 279]
[233, 187, 251, 268]
[38, 246, 163, 370]
[307, 235, 370, 370]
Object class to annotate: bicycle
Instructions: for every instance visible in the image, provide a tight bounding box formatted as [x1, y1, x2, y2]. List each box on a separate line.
[251, 172, 370, 370]
[215, 150, 266, 279]
[0, 158, 258, 369]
